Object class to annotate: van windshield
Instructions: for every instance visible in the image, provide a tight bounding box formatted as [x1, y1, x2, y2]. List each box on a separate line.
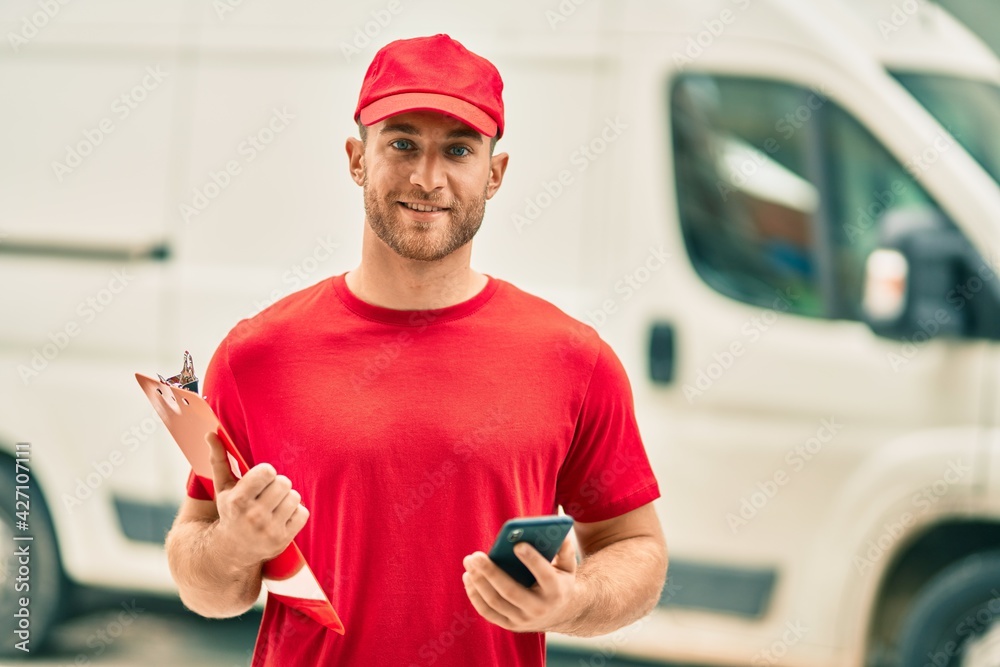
[892, 72, 1000, 185]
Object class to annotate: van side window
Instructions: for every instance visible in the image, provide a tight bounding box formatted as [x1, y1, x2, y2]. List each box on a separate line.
[670, 75, 936, 321]
[822, 102, 935, 319]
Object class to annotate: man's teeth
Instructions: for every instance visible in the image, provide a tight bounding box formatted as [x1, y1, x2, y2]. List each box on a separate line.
[402, 202, 445, 212]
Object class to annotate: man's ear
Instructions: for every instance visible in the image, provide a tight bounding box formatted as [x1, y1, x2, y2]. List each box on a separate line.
[486, 151, 509, 200]
[346, 137, 365, 186]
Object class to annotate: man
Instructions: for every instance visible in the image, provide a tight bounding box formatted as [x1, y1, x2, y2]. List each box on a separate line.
[165, 33, 667, 666]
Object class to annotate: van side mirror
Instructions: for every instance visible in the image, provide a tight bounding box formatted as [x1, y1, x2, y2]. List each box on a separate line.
[861, 206, 1000, 341]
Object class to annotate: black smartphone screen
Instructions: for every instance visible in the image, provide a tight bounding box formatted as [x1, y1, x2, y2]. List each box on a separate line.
[487, 515, 574, 587]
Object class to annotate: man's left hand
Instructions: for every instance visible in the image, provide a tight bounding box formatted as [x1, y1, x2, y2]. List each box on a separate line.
[461, 534, 580, 633]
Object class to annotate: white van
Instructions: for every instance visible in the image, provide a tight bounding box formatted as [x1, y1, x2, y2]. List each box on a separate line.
[2, 0, 1000, 664]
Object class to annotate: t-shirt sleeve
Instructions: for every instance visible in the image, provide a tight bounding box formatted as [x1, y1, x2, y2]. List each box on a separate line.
[556, 339, 661, 523]
[185, 334, 255, 501]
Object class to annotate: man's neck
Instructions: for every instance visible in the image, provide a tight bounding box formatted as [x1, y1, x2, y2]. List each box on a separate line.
[344, 264, 488, 311]
[346, 217, 489, 310]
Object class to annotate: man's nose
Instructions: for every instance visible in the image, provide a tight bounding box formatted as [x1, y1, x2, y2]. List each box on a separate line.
[410, 150, 447, 192]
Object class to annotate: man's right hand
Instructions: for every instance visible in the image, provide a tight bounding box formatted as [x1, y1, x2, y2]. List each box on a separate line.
[206, 431, 310, 570]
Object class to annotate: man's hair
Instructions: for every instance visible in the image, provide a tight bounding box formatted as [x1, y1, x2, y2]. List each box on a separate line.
[357, 122, 498, 156]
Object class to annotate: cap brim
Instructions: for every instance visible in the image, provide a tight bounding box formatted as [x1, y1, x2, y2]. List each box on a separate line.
[359, 92, 498, 138]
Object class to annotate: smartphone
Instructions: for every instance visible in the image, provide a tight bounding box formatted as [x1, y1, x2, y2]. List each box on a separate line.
[487, 515, 575, 587]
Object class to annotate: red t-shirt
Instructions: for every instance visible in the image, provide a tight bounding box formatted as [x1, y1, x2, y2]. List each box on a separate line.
[186, 271, 661, 666]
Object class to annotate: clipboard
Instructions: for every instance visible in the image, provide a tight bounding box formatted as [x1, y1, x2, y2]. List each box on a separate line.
[136, 352, 345, 635]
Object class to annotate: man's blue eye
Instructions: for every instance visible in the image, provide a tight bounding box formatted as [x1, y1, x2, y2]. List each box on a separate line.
[391, 139, 412, 150]
[450, 146, 471, 157]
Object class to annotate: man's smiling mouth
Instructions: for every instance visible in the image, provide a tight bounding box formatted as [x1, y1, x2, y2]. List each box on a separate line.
[399, 201, 448, 212]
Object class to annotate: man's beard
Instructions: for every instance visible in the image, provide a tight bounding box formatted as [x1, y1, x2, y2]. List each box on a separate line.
[363, 181, 487, 262]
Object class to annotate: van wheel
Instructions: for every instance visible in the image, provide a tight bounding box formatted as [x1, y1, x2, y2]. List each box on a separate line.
[895, 551, 1000, 667]
[0, 467, 64, 656]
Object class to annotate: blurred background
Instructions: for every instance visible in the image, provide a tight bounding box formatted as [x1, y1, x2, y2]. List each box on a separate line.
[2, 0, 1000, 665]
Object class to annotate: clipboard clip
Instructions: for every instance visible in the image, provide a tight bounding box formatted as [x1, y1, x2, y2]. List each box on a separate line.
[157, 350, 199, 394]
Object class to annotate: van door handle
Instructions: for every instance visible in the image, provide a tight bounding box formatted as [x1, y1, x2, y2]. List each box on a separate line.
[0, 237, 170, 262]
[648, 322, 675, 384]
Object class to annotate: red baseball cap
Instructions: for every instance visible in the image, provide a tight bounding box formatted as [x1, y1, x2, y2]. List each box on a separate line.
[354, 34, 504, 139]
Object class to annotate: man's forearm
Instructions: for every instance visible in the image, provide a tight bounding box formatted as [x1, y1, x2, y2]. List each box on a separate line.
[551, 536, 667, 638]
[165, 519, 263, 619]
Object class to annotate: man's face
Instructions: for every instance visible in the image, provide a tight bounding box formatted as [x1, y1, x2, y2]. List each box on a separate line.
[353, 110, 505, 263]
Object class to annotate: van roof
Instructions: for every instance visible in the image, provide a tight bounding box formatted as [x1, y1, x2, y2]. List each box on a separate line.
[621, 0, 1000, 81]
[813, 0, 998, 76]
